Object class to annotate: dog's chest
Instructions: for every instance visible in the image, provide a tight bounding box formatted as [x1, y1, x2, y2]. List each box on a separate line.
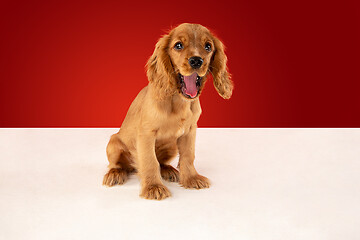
[158, 108, 193, 139]
[155, 97, 201, 140]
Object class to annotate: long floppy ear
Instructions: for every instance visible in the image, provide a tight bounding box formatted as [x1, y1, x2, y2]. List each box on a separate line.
[146, 34, 176, 99]
[210, 36, 234, 99]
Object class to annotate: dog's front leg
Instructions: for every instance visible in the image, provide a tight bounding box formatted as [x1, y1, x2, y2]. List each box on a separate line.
[177, 125, 210, 189]
[137, 131, 171, 200]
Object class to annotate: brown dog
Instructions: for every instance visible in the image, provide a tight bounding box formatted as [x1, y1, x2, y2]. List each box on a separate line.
[103, 23, 233, 200]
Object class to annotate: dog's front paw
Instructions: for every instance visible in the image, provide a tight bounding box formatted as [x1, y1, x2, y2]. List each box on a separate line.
[140, 184, 171, 200]
[180, 174, 210, 189]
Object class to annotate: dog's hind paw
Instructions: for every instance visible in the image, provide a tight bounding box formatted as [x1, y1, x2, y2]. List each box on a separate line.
[161, 165, 179, 182]
[103, 168, 128, 187]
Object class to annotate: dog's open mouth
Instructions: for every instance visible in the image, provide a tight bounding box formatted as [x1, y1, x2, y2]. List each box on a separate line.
[178, 72, 202, 99]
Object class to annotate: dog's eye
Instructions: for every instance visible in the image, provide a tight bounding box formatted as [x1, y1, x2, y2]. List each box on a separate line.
[205, 43, 212, 52]
[174, 42, 183, 50]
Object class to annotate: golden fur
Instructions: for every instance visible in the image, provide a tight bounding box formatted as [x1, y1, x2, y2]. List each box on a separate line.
[103, 23, 233, 200]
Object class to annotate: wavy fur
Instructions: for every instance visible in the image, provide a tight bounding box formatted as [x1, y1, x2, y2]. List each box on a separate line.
[103, 23, 232, 200]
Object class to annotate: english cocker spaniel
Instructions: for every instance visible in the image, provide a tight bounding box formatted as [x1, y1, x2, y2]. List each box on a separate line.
[103, 23, 233, 200]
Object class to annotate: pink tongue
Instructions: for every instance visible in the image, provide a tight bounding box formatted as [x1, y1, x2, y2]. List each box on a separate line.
[183, 73, 198, 98]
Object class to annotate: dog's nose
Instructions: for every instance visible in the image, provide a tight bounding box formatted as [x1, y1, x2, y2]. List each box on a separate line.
[188, 56, 203, 69]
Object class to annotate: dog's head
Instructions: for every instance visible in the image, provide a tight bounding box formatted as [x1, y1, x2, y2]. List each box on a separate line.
[146, 23, 233, 100]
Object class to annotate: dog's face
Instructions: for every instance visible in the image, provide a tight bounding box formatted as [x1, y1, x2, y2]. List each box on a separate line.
[168, 24, 214, 99]
[147, 23, 233, 100]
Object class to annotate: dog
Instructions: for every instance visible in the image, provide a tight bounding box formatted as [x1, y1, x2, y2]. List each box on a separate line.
[103, 23, 233, 200]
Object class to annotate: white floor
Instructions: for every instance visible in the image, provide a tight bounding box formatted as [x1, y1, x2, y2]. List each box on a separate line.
[0, 128, 359, 240]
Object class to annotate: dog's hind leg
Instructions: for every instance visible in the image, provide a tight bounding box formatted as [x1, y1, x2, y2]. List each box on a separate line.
[156, 141, 179, 182]
[103, 134, 134, 187]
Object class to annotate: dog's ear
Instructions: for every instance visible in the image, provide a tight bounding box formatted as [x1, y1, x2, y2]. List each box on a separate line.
[146, 34, 176, 98]
[210, 36, 233, 99]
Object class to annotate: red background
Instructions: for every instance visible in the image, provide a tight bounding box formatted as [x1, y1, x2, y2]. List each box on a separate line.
[1, 0, 359, 127]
